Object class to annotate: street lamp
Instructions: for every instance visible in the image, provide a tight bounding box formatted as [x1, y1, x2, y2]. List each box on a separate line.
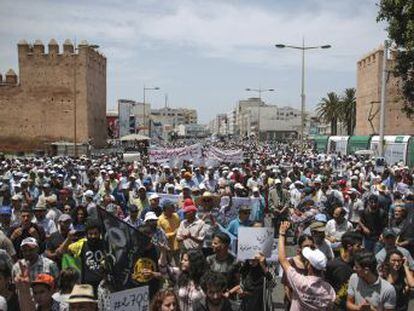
[143, 85, 160, 136]
[245, 88, 275, 139]
[275, 39, 331, 147]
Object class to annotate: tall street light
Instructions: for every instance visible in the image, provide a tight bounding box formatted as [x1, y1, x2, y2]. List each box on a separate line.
[143, 85, 160, 136]
[245, 88, 274, 139]
[275, 39, 331, 147]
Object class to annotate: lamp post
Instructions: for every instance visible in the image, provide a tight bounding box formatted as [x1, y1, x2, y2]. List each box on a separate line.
[143, 85, 160, 137]
[245, 88, 274, 139]
[275, 39, 331, 147]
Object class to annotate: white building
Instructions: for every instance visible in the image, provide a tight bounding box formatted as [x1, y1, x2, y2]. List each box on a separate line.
[234, 98, 303, 140]
[176, 124, 208, 138]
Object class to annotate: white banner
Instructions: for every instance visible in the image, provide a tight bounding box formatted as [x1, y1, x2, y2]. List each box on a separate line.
[206, 146, 244, 164]
[237, 227, 274, 261]
[149, 144, 202, 164]
[110, 286, 149, 311]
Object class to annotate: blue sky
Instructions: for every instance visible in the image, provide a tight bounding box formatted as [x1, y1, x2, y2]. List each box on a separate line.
[0, 0, 386, 123]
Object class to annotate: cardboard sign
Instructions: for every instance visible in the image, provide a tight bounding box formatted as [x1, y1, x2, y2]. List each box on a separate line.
[237, 227, 274, 261]
[110, 286, 149, 311]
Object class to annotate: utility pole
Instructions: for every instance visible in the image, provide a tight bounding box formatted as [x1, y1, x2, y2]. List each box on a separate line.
[379, 40, 389, 157]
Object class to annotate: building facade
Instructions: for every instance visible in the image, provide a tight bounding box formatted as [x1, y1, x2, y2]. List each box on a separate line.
[232, 97, 301, 140]
[355, 45, 414, 135]
[0, 39, 107, 151]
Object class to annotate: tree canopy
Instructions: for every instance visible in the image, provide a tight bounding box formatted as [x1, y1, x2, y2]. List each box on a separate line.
[377, 0, 414, 117]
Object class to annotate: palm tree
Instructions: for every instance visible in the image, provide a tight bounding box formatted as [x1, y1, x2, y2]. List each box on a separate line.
[339, 88, 356, 135]
[316, 92, 341, 135]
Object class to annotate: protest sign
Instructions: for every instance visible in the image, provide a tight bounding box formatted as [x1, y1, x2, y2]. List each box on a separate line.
[205, 146, 244, 164]
[237, 227, 274, 261]
[149, 144, 202, 164]
[110, 286, 149, 311]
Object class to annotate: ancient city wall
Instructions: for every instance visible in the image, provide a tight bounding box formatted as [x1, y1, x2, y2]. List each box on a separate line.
[0, 39, 107, 152]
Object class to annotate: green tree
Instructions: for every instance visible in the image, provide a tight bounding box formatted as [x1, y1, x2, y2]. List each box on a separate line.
[339, 88, 357, 135]
[377, 0, 414, 117]
[316, 92, 341, 135]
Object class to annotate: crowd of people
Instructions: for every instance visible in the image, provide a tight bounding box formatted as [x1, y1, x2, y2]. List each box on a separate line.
[0, 140, 412, 310]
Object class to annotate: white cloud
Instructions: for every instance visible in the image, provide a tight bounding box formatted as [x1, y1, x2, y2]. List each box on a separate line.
[0, 0, 387, 121]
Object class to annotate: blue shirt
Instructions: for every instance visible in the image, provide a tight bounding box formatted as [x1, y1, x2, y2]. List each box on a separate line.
[226, 217, 251, 237]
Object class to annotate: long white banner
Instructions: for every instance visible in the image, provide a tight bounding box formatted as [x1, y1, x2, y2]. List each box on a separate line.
[149, 144, 202, 164]
[149, 144, 243, 165]
[206, 146, 244, 164]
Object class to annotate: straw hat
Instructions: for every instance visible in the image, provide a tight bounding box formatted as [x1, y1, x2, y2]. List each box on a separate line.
[67, 284, 97, 304]
[195, 191, 221, 207]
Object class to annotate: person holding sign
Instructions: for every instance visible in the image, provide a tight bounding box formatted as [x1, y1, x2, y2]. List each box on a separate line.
[278, 221, 336, 310]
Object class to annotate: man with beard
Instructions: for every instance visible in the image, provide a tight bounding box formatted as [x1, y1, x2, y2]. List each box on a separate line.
[358, 194, 387, 252]
[12, 237, 59, 280]
[325, 231, 363, 310]
[193, 271, 233, 311]
[45, 214, 74, 265]
[68, 220, 104, 291]
[325, 207, 353, 251]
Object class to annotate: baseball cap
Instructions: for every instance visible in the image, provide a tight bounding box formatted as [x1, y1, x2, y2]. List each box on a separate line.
[162, 199, 175, 209]
[32, 274, 55, 289]
[302, 247, 328, 270]
[144, 211, 159, 222]
[149, 193, 160, 201]
[383, 228, 397, 238]
[183, 205, 198, 213]
[314, 213, 328, 223]
[58, 214, 72, 223]
[20, 237, 39, 248]
[84, 190, 94, 198]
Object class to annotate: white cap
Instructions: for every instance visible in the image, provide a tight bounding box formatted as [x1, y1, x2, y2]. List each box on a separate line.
[301, 247, 327, 270]
[274, 178, 282, 185]
[149, 193, 160, 201]
[144, 211, 158, 222]
[84, 190, 94, 197]
[252, 186, 259, 193]
[234, 183, 244, 190]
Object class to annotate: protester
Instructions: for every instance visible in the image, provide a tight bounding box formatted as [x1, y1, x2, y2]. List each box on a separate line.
[347, 250, 396, 310]
[150, 288, 180, 311]
[0, 138, 412, 310]
[379, 249, 414, 311]
[278, 221, 336, 310]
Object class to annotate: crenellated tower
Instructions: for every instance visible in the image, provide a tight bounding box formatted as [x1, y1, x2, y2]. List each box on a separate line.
[0, 39, 107, 152]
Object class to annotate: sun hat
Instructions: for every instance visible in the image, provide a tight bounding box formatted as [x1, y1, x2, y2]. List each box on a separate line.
[66, 284, 97, 304]
[302, 247, 328, 270]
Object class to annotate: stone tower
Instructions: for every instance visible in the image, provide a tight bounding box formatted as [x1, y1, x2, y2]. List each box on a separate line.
[0, 39, 107, 151]
[355, 45, 414, 135]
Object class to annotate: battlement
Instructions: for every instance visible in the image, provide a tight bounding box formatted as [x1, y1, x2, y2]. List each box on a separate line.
[0, 69, 18, 86]
[357, 45, 384, 69]
[17, 39, 106, 68]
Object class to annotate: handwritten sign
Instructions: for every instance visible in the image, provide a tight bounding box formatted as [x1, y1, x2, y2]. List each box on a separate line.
[237, 227, 274, 261]
[110, 286, 149, 311]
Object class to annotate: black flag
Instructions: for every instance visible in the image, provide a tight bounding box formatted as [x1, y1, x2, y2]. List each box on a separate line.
[98, 208, 151, 291]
